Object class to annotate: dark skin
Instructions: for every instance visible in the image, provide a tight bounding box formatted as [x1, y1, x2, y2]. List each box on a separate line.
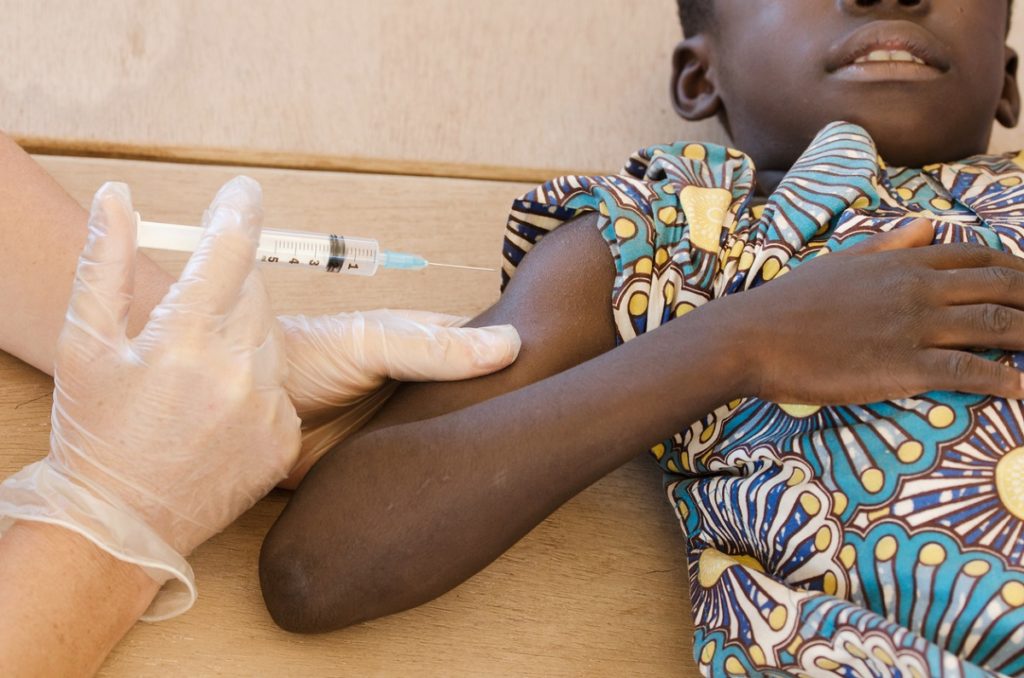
[260, 0, 1024, 632]
[674, 0, 1020, 193]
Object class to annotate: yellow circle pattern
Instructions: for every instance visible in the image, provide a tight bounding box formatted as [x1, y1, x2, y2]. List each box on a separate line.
[628, 292, 648, 316]
[762, 257, 781, 280]
[683, 143, 707, 161]
[725, 657, 745, 675]
[833, 492, 848, 516]
[800, 493, 821, 516]
[768, 605, 788, 631]
[928, 405, 955, 428]
[996, 446, 1024, 521]
[919, 543, 946, 566]
[862, 468, 884, 494]
[700, 640, 716, 664]
[1002, 581, 1024, 607]
[815, 526, 832, 551]
[614, 217, 637, 239]
[675, 303, 695, 318]
[965, 560, 991, 577]
[898, 441, 924, 464]
[875, 536, 897, 561]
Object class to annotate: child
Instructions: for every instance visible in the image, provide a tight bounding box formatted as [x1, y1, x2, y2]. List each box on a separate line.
[261, 1, 1024, 675]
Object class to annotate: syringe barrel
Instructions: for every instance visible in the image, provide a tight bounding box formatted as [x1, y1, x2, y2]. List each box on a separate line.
[136, 217, 382, 276]
[257, 229, 380, 277]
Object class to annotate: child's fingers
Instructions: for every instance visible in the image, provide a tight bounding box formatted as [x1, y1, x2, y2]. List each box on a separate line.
[928, 305, 1024, 351]
[919, 349, 1024, 400]
[914, 240, 1024, 273]
[64, 182, 137, 349]
[838, 218, 935, 256]
[935, 267, 1024, 308]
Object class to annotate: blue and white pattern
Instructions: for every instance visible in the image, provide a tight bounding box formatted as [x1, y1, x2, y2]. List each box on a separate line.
[502, 122, 1024, 676]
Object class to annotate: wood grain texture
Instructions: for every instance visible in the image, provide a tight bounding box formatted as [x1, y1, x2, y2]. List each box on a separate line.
[0, 155, 697, 677]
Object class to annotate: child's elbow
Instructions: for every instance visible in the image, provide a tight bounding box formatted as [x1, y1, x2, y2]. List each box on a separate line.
[258, 535, 365, 634]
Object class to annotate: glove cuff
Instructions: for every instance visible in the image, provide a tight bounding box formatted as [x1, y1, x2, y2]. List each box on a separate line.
[0, 461, 196, 622]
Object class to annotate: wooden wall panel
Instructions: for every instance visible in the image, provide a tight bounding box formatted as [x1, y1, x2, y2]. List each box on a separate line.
[5, 1, 1017, 181]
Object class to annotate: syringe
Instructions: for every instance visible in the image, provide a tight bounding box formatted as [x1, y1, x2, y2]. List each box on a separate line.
[135, 215, 495, 277]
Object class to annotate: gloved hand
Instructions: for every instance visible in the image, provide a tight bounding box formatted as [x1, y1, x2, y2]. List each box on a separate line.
[0, 177, 301, 621]
[279, 310, 521, 486]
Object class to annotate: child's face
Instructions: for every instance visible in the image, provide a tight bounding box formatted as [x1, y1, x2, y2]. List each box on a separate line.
[678, 0, 1019, 174]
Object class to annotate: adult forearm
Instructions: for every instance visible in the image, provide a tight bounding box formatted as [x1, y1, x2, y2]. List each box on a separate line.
[0, 521, 158, 677]
[0, 133, 173, 373]
[261, 296, 752, 632]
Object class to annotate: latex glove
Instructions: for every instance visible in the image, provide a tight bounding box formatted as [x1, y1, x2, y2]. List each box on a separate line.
[279, 309, 520, 487]
[0, 177, 301, 621]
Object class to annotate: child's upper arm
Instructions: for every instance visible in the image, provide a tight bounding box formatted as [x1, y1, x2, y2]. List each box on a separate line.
[259, 212, 620, 632]
[358, 211, 618, 433]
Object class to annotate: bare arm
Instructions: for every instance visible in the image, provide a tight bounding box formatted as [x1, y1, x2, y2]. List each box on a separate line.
[257, 214, 753, 632]
[259, 217, 1024, 633]
[0, 522, 158, 676]
[0, 133, 173, 373]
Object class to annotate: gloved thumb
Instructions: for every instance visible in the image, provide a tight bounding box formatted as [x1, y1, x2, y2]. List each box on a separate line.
[370, 320, 522, 382]
[64, 182, 137, 352]
[280, 310, 522, 416]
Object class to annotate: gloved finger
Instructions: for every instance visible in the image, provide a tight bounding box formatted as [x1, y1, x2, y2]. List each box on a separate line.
[279, 383, 398, 490]
[363, 308, 471, 329]
[64, 182, 137, 348]
[361, 319, 521, 382]
[221, 268, 275, 352]
[152, 176, 263, 330]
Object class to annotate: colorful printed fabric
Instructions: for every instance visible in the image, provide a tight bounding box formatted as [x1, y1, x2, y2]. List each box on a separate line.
[502, 122, 1024, 677]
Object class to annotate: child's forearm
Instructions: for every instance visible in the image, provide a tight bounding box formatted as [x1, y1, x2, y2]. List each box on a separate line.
[0, 134, 173, 373]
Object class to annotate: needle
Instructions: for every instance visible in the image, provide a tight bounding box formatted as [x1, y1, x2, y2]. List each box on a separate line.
[426, 262, 497, 272]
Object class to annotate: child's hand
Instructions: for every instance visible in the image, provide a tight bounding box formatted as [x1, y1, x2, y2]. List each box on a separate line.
[737, 218, 1024, 404]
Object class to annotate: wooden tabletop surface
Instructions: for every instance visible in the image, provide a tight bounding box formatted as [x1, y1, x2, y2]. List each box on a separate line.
[0, 155, 697, 677]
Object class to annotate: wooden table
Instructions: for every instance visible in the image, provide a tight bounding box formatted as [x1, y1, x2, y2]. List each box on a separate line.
[0, 156, 697, 677]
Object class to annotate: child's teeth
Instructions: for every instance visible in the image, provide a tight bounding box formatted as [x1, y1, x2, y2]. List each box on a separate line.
[854, 50, 926, 65]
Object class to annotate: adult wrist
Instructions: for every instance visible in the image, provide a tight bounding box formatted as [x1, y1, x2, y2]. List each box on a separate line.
[0, 461, 197, 621]
[7, 521, 160, 619]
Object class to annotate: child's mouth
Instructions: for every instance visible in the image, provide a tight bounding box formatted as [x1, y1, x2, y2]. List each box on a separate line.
[852, 50, 927, 66]
[826, 21, 950, 83]
[833, 58, 943, 83]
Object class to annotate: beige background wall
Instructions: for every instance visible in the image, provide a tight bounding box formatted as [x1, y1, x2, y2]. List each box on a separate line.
[3, 0, 1021, 182]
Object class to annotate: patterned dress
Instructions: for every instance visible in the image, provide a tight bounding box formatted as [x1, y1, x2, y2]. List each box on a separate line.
[502, 122, 1024, 677]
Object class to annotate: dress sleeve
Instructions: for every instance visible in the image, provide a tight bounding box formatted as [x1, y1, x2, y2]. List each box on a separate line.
[501, 141, 756, 344]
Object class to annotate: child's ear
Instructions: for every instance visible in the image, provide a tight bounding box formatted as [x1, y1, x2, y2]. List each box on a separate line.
[671, 37, 722, 121]
[996, 46, 1021, 129]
